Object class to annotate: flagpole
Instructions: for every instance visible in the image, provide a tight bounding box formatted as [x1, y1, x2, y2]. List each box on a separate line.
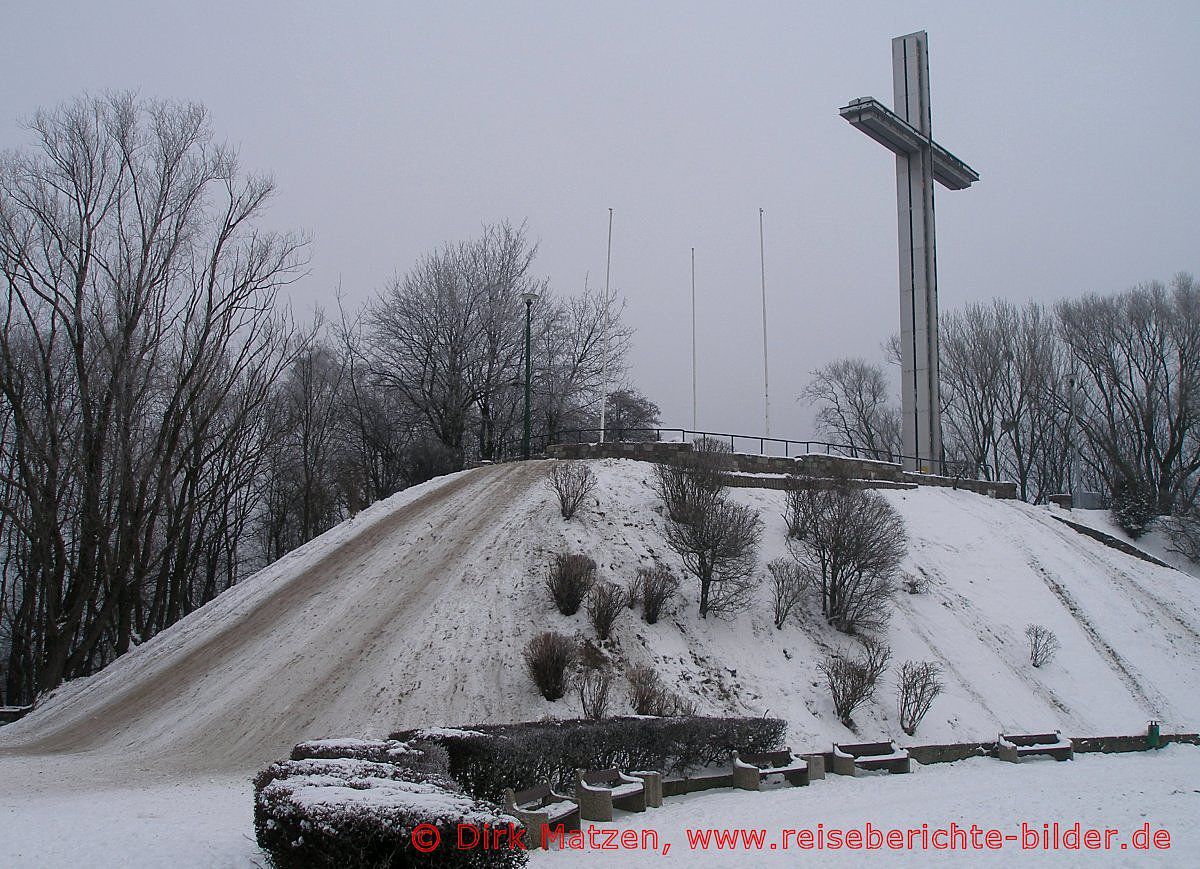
[599, 208, 613, 443]
[759, 208, 771, 439]
[691, 246, 697, 433]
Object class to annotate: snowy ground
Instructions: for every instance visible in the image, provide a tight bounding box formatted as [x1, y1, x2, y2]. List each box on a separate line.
[2, 457, 1198, 865]
[1, 747, 1196, 867]
[529, 744, 1200, 868]
[1050, 504, 1200, 580]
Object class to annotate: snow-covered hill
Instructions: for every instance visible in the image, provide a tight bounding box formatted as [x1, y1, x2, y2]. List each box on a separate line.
[2, 458, 1198, 774]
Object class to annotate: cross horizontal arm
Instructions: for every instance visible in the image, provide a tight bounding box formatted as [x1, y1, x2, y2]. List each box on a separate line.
[839, 97, 979, 190]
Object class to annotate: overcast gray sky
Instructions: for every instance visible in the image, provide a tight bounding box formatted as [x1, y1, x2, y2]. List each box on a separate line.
[4, 1, 1197, 439]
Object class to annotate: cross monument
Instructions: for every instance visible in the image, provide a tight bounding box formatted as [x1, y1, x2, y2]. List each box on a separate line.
[839, 31, 978, 472]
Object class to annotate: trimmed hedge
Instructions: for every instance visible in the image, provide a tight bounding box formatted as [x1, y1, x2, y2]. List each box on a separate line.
[291, 738, 450, 775]
[393, 716, 787, 803]
[255, 750, 526, 868]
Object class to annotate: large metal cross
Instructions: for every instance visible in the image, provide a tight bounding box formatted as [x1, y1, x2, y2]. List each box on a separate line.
[839, 31, 978, 473]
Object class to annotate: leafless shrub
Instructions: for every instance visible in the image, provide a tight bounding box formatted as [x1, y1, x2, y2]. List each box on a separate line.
[897, 660, 944, 736]
[1025, 624, 1060, 668]
[665, 497, 762, 618]
[547, 461, 597, 520]
[820, 638, 892, 728]
[586, 582, 625, 641]
[626, 664, 692, 716]
[524, 632, 579, 700]
[546, 553, 597, 615]
[768, 558, 808, 629]
[786, 481, 906, 634]
[638, 564, 681, 624]
[578, 667, 613, 720]
[625, 571, 644, 610]
[1163, 509, 1200, 563]
[902, 572, 932, 595]
[692, 436, 732, 454]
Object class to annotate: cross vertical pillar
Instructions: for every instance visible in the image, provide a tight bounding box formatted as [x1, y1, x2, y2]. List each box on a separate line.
[892, 31, 941, 473]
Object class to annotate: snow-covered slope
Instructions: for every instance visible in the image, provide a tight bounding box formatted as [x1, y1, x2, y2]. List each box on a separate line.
[3, 458, 1198, 774]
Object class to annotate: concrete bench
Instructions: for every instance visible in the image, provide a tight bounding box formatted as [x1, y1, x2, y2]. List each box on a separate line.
[575, 768, 647, 821]
[831, 740, 911, 775]
[998, 731, 1074, 763]
[503, 783, 580, 849]
[732, 749, 809, 789]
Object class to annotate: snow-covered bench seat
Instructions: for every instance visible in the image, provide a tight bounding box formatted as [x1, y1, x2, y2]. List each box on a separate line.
[830, 740, 911, 775]
[503, 783, 580, 849]
[575, 768, 647, 821]
[998, 731, 1074, 763]
[732, 749, 809, 789]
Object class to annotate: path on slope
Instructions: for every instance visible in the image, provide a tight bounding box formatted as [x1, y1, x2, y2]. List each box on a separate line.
[0, 461, 547, 773]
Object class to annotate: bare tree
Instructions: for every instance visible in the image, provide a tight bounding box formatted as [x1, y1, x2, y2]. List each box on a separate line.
[786, 483, 906, 634]
[547, 461, 597, 520]
[1056, 276, 1200, 514]
[1162, 508, 1200, 563]
[820, 638, 891, 728]
[767, 558, 807, 629]
[601, 387, 661, 442]
[897, 660, 943, 736]
[0, 94, 304, 701]
[802, 359, 901, 460]
[1024, 624, 1060, 668]
[663, 495, 762, 619]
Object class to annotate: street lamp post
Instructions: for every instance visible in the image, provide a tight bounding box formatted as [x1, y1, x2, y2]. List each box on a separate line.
[522, 291, 538, 459]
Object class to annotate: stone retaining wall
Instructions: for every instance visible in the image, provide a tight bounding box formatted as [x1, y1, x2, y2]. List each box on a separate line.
[545, 441, 1017, 497]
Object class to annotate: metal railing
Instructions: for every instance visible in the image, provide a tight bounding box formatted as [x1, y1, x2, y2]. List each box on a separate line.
[491, 427, 989, 480]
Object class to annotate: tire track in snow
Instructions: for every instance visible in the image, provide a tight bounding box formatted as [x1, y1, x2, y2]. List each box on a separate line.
[1042, 519, 1200, 646]
[890, 592, 1006, 722]
[1022, 549, 1170, 718]
[6, 462, 538, 764]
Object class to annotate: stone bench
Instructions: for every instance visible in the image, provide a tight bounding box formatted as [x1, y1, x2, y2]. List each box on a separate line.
[503, 783, 580, 849]
[830, 740, 911, 775]
[998, 731, 1074, 763]
[732, 749, 809, 789]
[575, 768, 647, 821]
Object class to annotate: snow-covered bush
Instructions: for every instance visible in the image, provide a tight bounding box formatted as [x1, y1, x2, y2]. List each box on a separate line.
[546, 461, 597, 520]
[768, 557, 808, 629]
[523, 631, 578, 700]
[545, 552, 596, 615]
[637, 564, 680, 624]
[577, 667, 612, 720]
[897, 660, 943, 736]
[254, 757, 525, 869]
[394, 716, 786, 803]
[1025, 623, 1060, 668]
[585, 581, 624, 640]
[820, 638, 891, 728]
[1109, 477, 1157, 539]
[902, 571, 932, 595]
